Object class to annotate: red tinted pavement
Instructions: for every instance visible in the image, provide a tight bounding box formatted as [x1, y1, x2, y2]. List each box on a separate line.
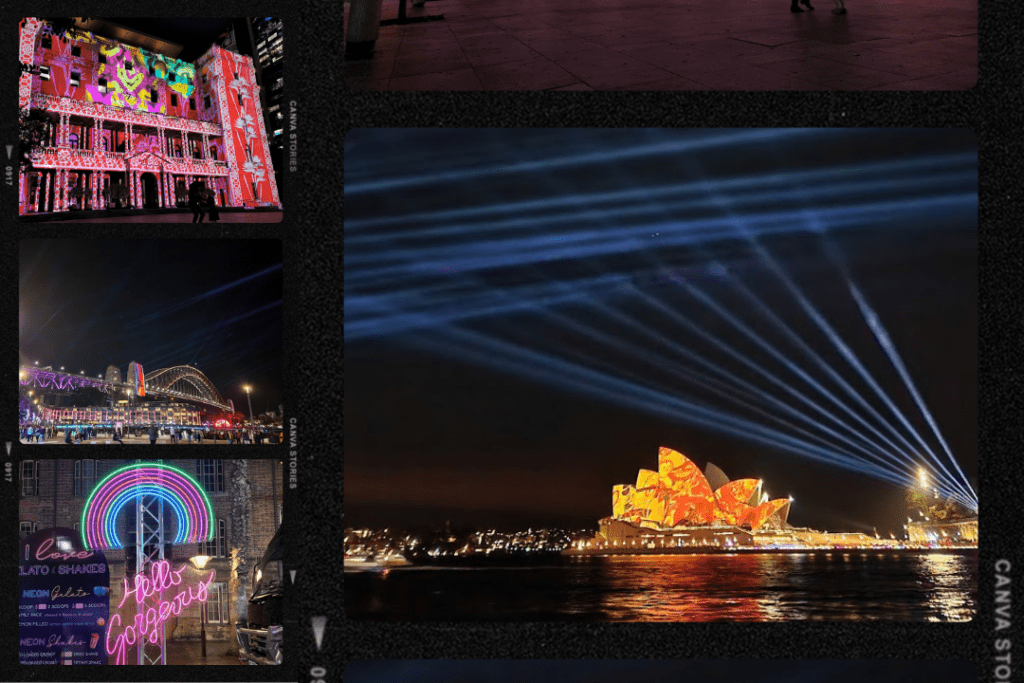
[343, 0, 975, 90]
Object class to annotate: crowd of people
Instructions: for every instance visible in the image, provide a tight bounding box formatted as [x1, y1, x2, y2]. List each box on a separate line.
[19, 424, 283, 445]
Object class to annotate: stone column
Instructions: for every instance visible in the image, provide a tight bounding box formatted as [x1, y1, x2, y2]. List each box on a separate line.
[34, 172, 42, 212]
[345, 0, 382, 59]
[157, 168, 164, 208]
[201, 133, 209, 160]
[126, 122, 133, 154]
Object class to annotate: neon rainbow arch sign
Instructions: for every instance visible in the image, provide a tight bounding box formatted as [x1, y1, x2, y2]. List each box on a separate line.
[81, 463, 214, 550]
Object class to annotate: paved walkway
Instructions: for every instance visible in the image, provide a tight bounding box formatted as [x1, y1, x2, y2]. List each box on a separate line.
[145, 639, 241, 665]
[343, 0, 975, 90]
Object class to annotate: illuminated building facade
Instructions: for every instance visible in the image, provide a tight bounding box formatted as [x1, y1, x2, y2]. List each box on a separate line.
[608, 446, 792, 533]
[908, 517, 978, 545]
[574, 446, 923, 553]
[19, 459, 282, 651]
[38, 401, 204, 427]
[17, 17, 281, 216]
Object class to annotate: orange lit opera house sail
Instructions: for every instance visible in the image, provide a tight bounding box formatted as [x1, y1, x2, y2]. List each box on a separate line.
[610, 447, 791, 532]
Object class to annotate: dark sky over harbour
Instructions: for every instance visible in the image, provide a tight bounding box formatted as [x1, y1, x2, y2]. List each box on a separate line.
[20, 239, 283, 414]
[344, 129, 977, 536]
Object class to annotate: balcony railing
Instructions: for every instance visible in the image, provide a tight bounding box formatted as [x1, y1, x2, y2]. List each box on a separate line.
[31, 93, 224, 135]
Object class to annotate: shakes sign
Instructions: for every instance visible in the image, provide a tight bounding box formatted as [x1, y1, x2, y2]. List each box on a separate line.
[19, 527, 110, 665]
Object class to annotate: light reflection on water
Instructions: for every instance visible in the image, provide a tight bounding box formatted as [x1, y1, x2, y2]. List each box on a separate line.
[589, 552, 976, 621]
[589, 552, 977, 621]
[345, 551, 977, 621]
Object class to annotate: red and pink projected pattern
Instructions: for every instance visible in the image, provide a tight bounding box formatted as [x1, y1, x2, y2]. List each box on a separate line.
[17, 18, 281, 215]
[199, 47, 280, 208]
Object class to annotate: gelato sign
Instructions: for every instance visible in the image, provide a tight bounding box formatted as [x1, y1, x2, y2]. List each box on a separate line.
[19, 528, 109, 665]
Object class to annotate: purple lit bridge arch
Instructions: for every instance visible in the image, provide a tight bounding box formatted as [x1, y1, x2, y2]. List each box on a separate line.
[19, 364, 232, 412]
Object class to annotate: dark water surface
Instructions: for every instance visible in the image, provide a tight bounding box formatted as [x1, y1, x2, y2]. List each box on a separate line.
[345, 551, 977, 621]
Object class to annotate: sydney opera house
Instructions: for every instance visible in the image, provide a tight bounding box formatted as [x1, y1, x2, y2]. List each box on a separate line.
[578, 447, 888, 552]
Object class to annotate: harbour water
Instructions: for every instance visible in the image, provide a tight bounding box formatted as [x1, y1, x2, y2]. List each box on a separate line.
[345, 550, 977, 621]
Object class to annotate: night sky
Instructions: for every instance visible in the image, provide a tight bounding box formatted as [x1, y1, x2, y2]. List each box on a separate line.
[344, 129, 977, 536]
[20, 239, 283, 414]
[96, 18, 237, 62]
[345, 660, 976, 683]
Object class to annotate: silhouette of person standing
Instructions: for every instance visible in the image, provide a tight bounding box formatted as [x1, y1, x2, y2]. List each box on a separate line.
[188, 179, 207, 223]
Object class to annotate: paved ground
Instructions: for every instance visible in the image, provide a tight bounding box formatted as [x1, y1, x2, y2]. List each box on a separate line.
[144, 639, 241, 665]
[343, 0, 975, 90]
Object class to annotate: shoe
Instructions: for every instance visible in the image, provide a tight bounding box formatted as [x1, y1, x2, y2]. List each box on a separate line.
[791, 3, 804, 10]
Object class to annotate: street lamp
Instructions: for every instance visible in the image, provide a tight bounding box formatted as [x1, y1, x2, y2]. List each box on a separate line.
[190, 555, 211, 658]
[243, 385, 254, 430]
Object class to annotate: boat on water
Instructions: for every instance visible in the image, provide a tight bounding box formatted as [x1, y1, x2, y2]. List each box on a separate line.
[344, 551, 411, 572]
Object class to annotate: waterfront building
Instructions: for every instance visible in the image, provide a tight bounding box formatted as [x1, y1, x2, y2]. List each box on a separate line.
[38, 400, 204, 427]
[581, 446, 894, 552]
[17, 17, 281, 216]
[907, 517, 978, 545]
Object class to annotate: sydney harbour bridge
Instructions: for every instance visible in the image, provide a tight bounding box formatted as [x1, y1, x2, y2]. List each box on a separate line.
[19, 363, 234, 413]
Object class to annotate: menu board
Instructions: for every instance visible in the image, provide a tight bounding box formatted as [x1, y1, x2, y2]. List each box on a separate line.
[18, 527, 109, 665]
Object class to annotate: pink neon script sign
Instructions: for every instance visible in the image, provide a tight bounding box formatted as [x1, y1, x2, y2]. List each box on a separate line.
[106, 561, 216, 665]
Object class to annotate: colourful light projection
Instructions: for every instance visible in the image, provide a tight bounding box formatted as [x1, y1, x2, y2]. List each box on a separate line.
[132, 362, 145, 397]
[106, 560, 216, 665]
[24, 26, 195, 115]
[80, 463, 214, 550]
[205, 46, 277, 207]
[610, 447, 791, 531]
[713, 478, 761, 525]
[659, 446, 718, 526]
[87, 42, 194, 113]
